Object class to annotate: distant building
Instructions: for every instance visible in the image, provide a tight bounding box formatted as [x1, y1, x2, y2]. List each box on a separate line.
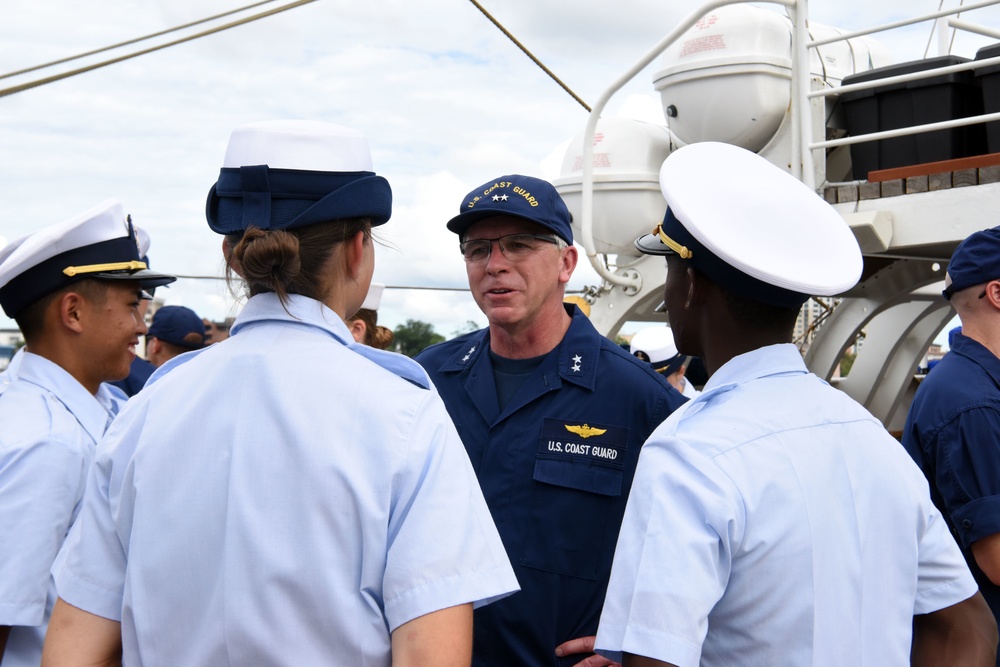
[794, 297, 837, 347]
[918, 343, 947, 374]
[0, 328, 23, 347]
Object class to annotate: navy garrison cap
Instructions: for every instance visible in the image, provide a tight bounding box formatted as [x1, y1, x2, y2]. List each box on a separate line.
[206, 120, 392, 235]
[634, 142, 862, 308]
[447, 174, 574, 244]
[0, 199, 176, 318]
[943, 226, 1000, 300]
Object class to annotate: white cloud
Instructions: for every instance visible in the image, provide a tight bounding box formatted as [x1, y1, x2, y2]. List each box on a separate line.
[1, 0, 997, 344]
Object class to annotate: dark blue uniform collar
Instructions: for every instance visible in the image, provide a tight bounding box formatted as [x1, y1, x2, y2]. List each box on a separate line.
[951, 332, 1000, 387]
[438, 304, 602, 390]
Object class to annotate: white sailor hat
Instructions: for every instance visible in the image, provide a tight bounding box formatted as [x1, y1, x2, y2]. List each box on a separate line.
[360, 282, 384, 311]
[630, 325, 685, 375]
[634, 142, 862, 308]
[0, 199, 176, 318]
[206, 120, 392, 234]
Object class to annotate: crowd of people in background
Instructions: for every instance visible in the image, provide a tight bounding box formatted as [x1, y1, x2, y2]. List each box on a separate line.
[0, 119, 998, 667]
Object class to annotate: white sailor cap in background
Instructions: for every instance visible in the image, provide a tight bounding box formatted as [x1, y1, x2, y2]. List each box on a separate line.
[634, 142, 862, 308]
[630, 325, 685, 375]
[206, 120, 393, 234]
[0, 199, 176, 319]
[361, 282, 384, 311]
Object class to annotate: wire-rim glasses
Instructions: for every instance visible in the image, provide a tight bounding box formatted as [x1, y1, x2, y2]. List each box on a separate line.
[460, 233, 559, 263]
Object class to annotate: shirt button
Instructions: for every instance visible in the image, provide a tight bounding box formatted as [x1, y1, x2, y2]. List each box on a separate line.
[962, 519, 973, 529]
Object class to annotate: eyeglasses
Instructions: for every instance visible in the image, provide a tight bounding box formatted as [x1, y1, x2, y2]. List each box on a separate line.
[460, 233, 559, 263]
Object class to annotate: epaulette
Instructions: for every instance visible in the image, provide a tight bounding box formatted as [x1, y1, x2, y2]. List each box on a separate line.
[350, 343, 431, 390]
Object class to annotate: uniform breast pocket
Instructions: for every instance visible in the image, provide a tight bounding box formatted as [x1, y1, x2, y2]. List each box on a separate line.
[519, 418, 628, 580]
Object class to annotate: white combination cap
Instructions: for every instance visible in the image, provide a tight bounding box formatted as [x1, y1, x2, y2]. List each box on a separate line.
[0, 199, 176, 318]
[630, 325, 685, 374]
[634, 142, 862, 307]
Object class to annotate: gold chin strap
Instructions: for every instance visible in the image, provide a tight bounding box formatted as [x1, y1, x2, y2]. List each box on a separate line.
[656, 225, 693, 259]
[62, 260, 147, 277]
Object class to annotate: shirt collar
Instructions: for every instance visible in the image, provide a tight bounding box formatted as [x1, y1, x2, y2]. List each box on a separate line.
[231, 292, 354, 344]
[16, 351, 113, 443]
[440, 304, 604, 389]
[951, 332, 1000, 384]
[229, 293, 430, 389]
[699, 343, 808, 398]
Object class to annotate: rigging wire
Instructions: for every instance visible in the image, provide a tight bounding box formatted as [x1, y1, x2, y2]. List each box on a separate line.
[1, 0, 589, 118]
[165, 275, 587, 295]
[0, 0, 319, 99]
[0, 0, 283, 82]
[466, 0, 591, 112]
[923, 0, 963, 57]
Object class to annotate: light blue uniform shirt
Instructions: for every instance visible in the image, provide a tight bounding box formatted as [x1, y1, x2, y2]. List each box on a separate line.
[596, 344, 976, 667]
[56, 293, 518, 666]
[0, 351, 123, 667]
[0, 347, 25, 394]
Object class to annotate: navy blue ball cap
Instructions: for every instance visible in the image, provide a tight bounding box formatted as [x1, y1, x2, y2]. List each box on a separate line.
[0, 199, 176, 319]
[446, 174, 573, 244]
[205, 120, 392, 235]
[148, 305, 206, 349]
[943, 226, 1000, 300]
[634, 142, 862, 308]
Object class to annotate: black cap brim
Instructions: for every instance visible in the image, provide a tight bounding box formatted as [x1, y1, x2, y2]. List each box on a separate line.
[634, 232, 675, 256]
[91, 269, 177, 291]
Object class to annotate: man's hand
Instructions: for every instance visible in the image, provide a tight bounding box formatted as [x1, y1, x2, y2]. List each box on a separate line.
[555, 635, 621, 667]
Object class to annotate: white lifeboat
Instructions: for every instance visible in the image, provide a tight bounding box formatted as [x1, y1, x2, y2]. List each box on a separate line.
[653, 4, 891, 152]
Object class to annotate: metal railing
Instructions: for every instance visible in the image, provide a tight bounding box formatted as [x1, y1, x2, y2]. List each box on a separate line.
[577, 0, 1000, 290]
[805, 0, 1000, 181]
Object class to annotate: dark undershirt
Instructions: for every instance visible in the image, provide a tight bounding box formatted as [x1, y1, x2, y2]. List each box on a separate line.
[490, 349, 546, 411]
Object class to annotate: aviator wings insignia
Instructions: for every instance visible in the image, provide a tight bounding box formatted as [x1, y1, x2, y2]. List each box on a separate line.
[564, 423, 607, 439]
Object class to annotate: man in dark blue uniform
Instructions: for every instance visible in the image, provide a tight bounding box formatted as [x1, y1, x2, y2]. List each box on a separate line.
[903, 225, 1000, 664]
[416, 174, 686, 666]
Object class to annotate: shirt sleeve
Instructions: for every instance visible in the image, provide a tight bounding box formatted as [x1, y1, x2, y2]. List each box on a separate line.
[914, 489, 981, 615]
[0, 432, 88, 626]
[381, 391, 519, 632]
[930, 407, 1000, 548]
[595, 436, 741, 667]
[53, 413, 139, 622]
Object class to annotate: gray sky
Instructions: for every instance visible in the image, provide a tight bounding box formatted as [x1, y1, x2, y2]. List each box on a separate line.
[2, 0, 997, 341]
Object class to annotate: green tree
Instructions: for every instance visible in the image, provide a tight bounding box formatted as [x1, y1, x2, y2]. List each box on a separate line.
[393, 319, 445, 357]
[451, 320, 481, 338]
[839, 349, 857, 377]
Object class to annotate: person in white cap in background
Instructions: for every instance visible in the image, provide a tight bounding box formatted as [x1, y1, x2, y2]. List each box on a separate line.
[0, 199, 175, 667]
[43, 120, 517, 667]
[629, 325, 700, 399]
[594, 142, 996, 667]
[348, 282, 394, 349]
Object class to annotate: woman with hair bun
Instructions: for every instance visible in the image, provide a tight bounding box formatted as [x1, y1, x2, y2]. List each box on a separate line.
[349, 283, 394, 350]
[43, 120, 518, 667]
